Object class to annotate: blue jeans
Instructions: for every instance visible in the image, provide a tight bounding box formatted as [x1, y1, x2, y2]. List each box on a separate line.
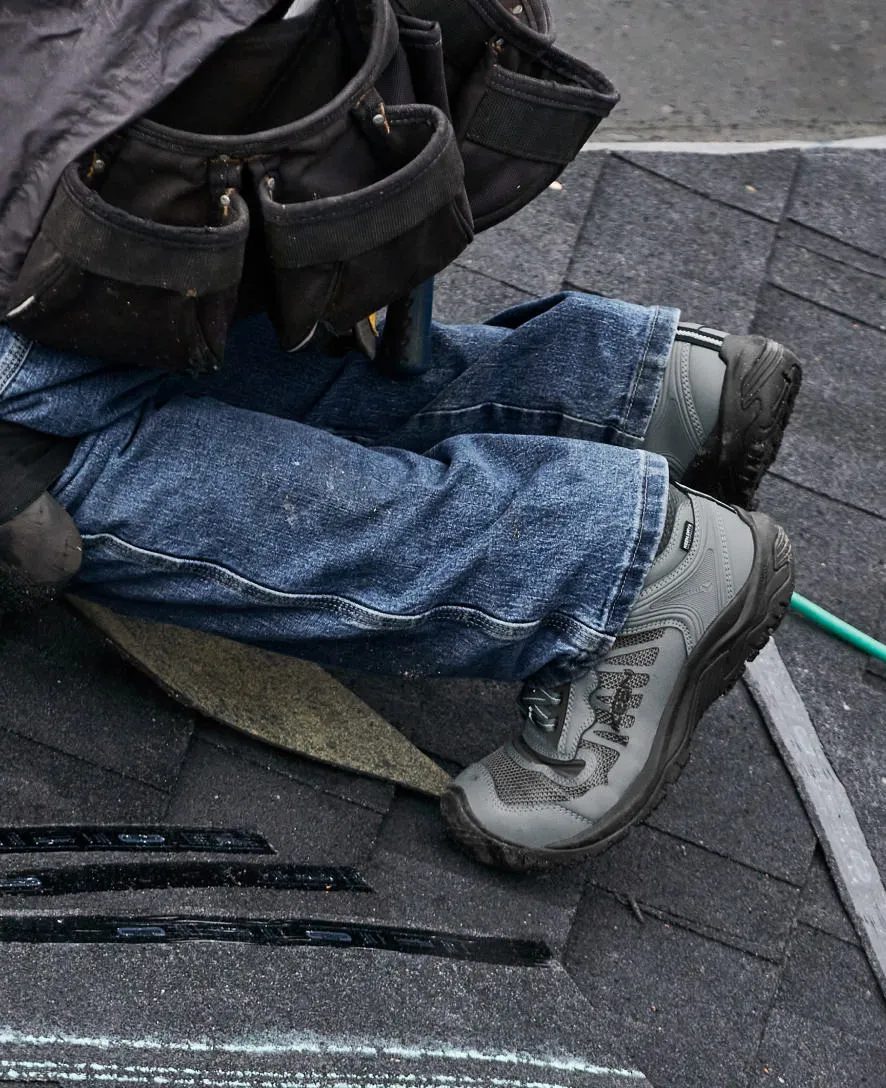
[0, 292, 676, 684]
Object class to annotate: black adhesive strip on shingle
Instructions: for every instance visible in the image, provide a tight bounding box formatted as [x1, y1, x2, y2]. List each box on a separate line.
[0, 915, 552, 965]
[0, 862, 371, 897]
[0, 827, 274, 855]
[745, 643, 886, 1001]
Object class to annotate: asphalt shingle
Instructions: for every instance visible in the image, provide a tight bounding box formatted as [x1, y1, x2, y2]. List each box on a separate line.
[588, 823, 801, 960]
[751, 1008, 886, 1088]
[0, 943, 649, 1085]
[645, 683, 816, 885]
[0, 729, 167, 823]
[432, 264, 533, 325]
[0, 602, 194, 791]
[618, 150, 799, 221]
[788, 150, 886, 260]
[799, 847, 860, 946]
[752, 287, 886, 517]
[768, 233, 886, 330]
[455, 157, 605, 296]
[165, 739, 386, 865]
[566, 885, 781, 1088]
[566, 154, 777, 330]
[773, 923, 886, 1042]
[754, 474, 886, 873]
[196, 720, 395, 814]
[370, 789, 586, 950]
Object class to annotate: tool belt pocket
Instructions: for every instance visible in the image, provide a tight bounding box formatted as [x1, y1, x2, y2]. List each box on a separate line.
[5, 161, 249, 374]
[260, 102, 472, 350]
[382, 13, 451, 115]
[457, 47, 618, 229]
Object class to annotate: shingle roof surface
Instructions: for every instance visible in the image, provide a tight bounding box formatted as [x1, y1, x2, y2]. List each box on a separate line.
[1, 148, 885, 1088]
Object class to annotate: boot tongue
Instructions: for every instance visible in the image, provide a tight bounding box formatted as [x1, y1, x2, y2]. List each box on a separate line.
[648, 486, 694, 582]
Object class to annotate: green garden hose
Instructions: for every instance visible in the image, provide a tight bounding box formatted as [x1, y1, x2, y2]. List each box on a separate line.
[790, 592, 886, 663]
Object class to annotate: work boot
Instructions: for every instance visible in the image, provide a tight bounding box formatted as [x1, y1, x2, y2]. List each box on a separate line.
[643, 323, 802, 508]
[441, 484, 794, 872]
[0, 492, 83, 614]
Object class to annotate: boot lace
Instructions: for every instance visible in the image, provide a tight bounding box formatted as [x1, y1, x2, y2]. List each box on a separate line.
[517, 683, 565, 731]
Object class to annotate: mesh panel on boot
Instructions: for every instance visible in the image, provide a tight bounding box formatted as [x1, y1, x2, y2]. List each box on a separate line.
[612, 627, 665, 648]
[484, 744, 618, 806]
[605, 645, 660, 667]
[576, 743, 620, 784]
[597, 670, 650, 690]
[593, 730, 628, 747]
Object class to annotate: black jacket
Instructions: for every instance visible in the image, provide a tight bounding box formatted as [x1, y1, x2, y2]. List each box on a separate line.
[0, 0, 278, 313]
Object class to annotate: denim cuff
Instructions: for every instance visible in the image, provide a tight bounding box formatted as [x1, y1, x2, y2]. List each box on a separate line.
[619, 304, 680, 443]
[529, 449, 669, 688]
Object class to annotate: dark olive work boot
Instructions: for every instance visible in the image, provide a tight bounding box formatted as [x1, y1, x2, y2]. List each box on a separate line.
[0, 492, 83, 614]
[442, 484, 795, 871]
[643, 323, 802, 509]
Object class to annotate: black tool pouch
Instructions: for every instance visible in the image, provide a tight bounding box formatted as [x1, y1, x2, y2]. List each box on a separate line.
[6, 0, 472, 370]
[396, 0, 619, 229]
[241, 0, 472, 349]
[5, 160, 250, 373]
[259, 101, 470, 349]
[6, 0, 617, 373]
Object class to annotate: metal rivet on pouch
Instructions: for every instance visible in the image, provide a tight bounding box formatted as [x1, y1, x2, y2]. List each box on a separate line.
[219, 193, 231, 208]
[93, 158, 106, 173]
[372, 112, 386, 127]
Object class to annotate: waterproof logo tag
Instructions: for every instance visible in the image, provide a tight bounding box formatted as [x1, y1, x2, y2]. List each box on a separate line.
[0, 827, 274, 854]
[680, 520, 695, 552]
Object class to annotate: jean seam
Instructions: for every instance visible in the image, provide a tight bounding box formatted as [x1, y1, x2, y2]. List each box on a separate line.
[409, 402, 643, 443]
[620, 305, 674, 441]
[0, 331, 32, 397]
[80, 531, 611, 647]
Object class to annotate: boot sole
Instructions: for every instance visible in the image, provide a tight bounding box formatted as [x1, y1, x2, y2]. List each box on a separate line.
[683, 335, 802, 510]
[441, 513, 795, 873]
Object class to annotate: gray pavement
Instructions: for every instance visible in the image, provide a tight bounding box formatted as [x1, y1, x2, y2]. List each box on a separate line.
[1, 145, 885, 1088]
[549, 0, 886, 141]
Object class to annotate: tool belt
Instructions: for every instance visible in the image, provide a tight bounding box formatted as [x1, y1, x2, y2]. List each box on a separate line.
[4, 0, 617, 375]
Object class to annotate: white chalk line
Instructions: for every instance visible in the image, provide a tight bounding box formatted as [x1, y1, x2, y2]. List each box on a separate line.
[1, 1062, 563, 1087]
[0, 1059, 572, 1088]
[0, 1034, 646, 1082]
[581, 134, 886, 154]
